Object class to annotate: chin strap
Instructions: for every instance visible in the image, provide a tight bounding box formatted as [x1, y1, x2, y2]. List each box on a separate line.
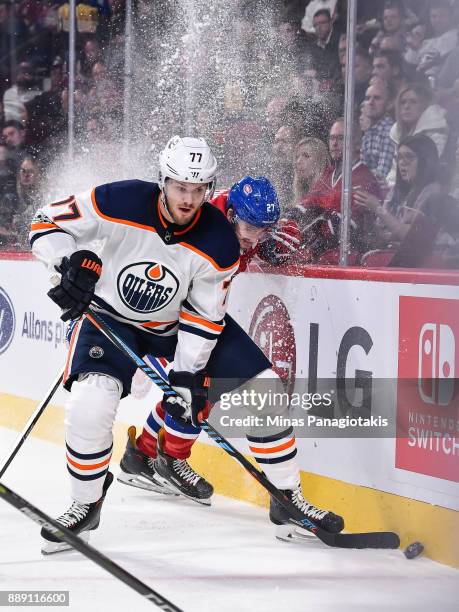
[160, 188, 173, 219]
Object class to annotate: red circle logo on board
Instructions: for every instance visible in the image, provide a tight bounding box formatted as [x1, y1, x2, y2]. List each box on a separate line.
[249, 294, 296, 395]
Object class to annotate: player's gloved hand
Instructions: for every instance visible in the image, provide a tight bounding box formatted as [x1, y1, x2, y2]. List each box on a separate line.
[162, 370, 211, 428]
[48, 250, 102, 322]
[258, 219, 301, 265]
[271, 219, 301, 255]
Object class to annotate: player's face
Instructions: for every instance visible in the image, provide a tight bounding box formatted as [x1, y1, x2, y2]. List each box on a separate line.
[163, 179, 207, 225]
[234, 219, 266, 251]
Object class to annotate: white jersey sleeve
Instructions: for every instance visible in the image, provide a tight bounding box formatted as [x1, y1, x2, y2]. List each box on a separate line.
[30, 190, 102, 273]
[174, 259, 238, 373]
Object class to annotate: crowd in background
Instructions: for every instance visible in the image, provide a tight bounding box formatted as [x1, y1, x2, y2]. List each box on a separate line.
[0, 0, 459, 269]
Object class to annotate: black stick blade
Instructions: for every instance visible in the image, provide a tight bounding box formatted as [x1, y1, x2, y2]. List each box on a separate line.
[332, 531, 401, 549]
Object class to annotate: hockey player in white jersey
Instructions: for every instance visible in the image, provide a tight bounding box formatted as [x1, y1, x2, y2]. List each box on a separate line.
[118, 175, 344, 536]
[31, 136, 343, 553]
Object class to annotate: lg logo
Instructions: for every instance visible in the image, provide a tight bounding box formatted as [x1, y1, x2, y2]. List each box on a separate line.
[0, 287, 15, 355]
[308, 323, 373, 417]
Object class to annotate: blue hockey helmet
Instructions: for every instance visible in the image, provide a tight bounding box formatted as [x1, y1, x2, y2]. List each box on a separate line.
[227, 176, 280, 227]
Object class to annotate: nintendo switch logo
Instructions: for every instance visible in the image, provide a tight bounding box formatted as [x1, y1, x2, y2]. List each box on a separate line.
[418, 323, 455, 406]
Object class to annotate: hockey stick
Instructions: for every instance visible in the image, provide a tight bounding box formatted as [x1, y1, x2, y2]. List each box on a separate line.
[0, 367, 64, 478]
[86, 308, 400, 550]
[0, 482, 183, 611]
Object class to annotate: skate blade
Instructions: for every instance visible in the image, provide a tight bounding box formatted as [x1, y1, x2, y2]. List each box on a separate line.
[41, 530, 89, 555]
[117, 471, 178, 495]
[152, 473, 212, 506]
[275, 524, 318, 544]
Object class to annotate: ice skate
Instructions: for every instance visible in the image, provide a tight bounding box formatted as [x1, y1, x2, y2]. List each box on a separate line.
[117, 426, 177, 495]
[270, 484, 344, 542]
[153, 442, 213, 505]
[41, 471, 114, 555]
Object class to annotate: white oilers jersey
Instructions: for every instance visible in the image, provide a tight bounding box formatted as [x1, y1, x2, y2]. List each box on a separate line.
[30, 180, 240, 373]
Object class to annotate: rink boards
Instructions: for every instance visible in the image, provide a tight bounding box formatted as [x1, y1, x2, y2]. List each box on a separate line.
[0, 254, 458, 567]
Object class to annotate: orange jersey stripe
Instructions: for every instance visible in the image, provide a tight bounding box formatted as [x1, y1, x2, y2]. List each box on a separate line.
[30, 222, 59, 231]
[157, 196, 168, 228]
[179, 241, 240, 272]
[142, 320, 177, 328]
[66, 454, 111, 471]
[249, 437, 296, 455]
[180, 311, 224, 332]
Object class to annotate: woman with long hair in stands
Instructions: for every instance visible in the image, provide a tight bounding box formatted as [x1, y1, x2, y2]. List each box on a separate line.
[292, 136, 330, 207]
[354, 134, 446, 265]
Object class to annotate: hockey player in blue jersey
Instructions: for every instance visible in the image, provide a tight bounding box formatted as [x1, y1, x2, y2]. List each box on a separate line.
[31, 137, 343, 554]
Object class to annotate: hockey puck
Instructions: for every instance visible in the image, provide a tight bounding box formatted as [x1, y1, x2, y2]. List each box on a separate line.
[404, 542, 424, 559]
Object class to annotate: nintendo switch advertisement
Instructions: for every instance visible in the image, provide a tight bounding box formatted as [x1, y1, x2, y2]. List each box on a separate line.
[396, 296, 458, 482]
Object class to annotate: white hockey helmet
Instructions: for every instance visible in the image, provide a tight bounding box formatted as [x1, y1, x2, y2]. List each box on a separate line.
[158, 136, 217, 197]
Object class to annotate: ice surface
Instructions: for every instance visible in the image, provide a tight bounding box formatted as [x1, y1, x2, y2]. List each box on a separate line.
[0, 428, 457, 612]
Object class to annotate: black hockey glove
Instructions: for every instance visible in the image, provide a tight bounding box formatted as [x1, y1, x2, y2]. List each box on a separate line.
[162, 369, 211, 428]
[48, 250, 102, 322]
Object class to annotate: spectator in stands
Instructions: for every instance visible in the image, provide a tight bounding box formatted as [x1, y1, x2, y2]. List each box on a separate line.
[361, 81, 396, 181]
[359, 101, 372, 133]
[11, 155, 42, 248]
[337, 32, 347, 63]
[294, 117, 381, 255]
[341, 47, 372, 106]
[2, 120, 27, 170]
[436, 45, 459, 95]
[372, 49, 406, 94]
[404, 22, 428, 68]
[26, 56, 66, 153]
[79, 38, 102, 80]
[264, 96, 289, 141]
[292, 136, 330, 207]
[271, 124, 300, 211]
[406, 0, 458, 78]
[0, 142, 17, 245]
[370, 1, 407, 56]
[3, 61, 42, 122]
[379, 35, 404, 52]
[434, 46, 459, 126]
[275, 16, 309, 66]
[92, 61, 108, 82]
[354, 134, 446, 266]
[310, 9, 340, 78]
[302, 0, 337, 35]
[390, 83, 449, 163]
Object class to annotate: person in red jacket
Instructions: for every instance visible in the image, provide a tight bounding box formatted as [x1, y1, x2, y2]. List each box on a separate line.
[292, 117, 382, 260]
[118, 176, 345, 537]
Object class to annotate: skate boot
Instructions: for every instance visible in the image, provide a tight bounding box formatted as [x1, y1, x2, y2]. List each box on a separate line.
[117, 426, 177, 495]
[153, 443, 213, 505]
[41, 471, 114, 555]
[270, 484, 344, 535]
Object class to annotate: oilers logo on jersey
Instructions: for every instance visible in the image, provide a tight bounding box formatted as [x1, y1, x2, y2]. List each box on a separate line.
[117, 262, 179, 314]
